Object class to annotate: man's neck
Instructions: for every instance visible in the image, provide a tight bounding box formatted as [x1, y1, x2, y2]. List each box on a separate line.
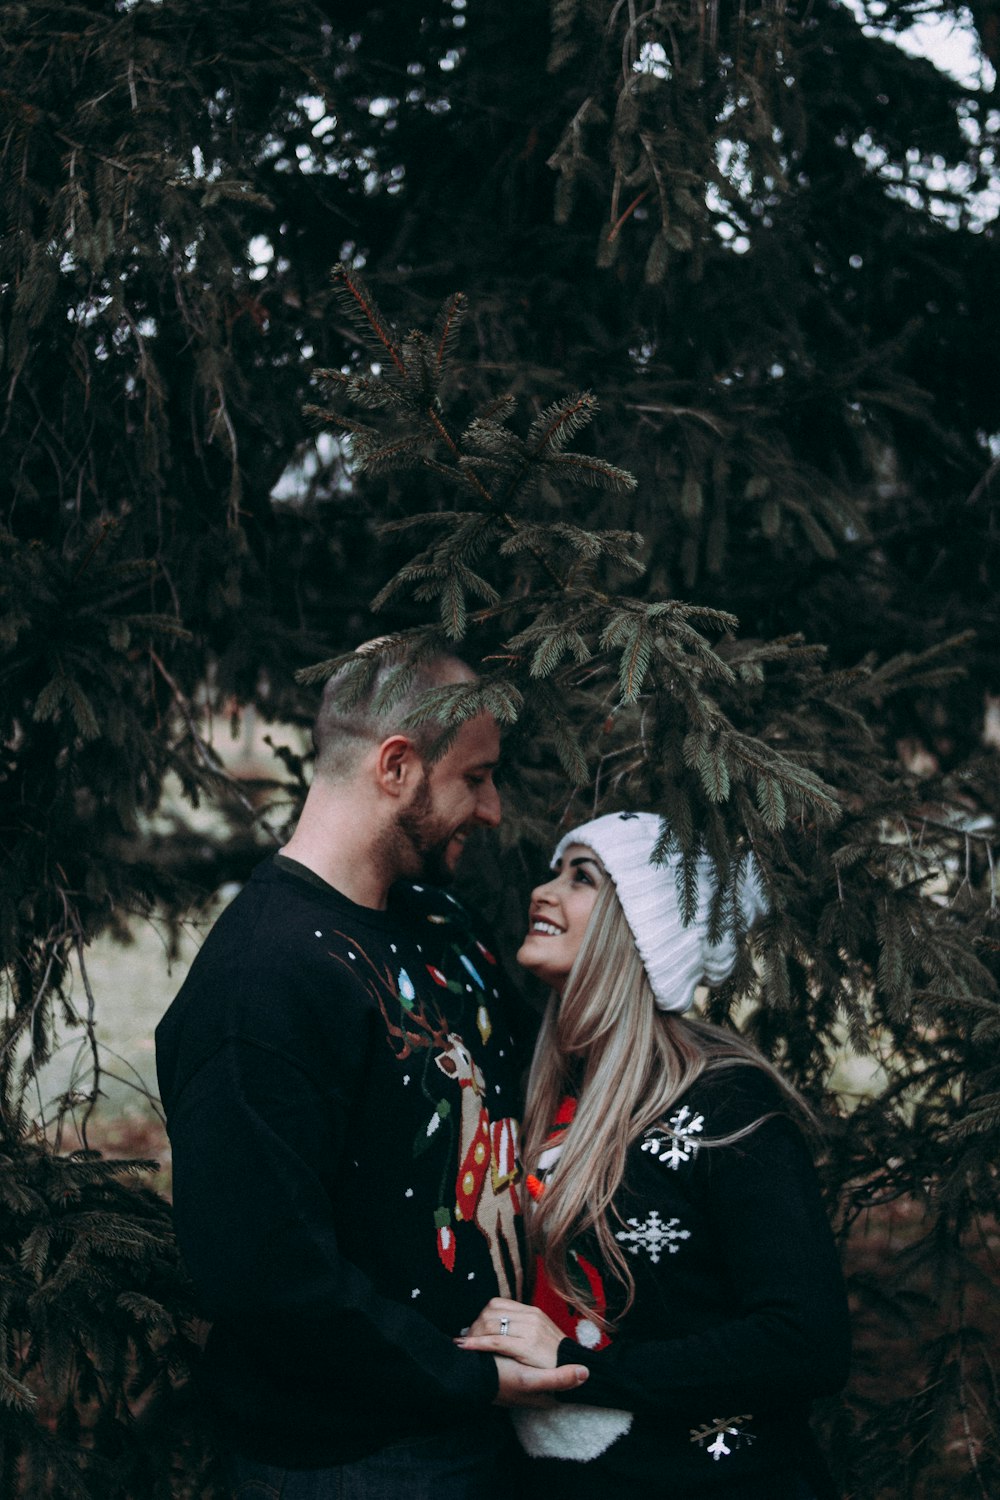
[280, 783, 393, 910]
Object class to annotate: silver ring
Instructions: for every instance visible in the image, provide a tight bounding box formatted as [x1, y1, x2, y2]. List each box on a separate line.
[499, 1317, 510, 1336]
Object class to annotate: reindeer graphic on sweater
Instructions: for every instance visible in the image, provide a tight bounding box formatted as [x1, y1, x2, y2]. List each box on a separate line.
[332, 932, 522, 1298]
[433, 1031, 521, 1297]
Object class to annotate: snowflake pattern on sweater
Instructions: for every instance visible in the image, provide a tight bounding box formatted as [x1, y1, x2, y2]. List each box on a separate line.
[639, 1102, 705, 1169]
[690, 1414, 757, 1461]
[614, 1207, 691, 1263]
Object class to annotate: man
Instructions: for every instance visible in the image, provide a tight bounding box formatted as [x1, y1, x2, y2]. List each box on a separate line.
[155, 649, 588, 1500]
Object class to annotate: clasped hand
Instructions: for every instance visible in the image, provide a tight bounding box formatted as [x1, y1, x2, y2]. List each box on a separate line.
[456, 1297, 586, 1408]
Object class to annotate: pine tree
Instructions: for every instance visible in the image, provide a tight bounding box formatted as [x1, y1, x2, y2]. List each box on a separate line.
[0, 1142, 221, 1497]
[1, 1, 998, 1494]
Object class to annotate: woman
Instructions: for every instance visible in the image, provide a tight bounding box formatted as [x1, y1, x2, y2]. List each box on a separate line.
[458, 813, 850, 1500]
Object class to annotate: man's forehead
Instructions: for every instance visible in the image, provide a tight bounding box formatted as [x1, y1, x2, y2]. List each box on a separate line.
[444, 711, 500, 761]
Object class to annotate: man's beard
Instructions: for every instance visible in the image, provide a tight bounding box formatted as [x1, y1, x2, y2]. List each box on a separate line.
[395, 776, 459, 886]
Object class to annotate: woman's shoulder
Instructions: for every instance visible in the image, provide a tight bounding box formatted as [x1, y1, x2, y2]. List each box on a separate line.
[676, 1059, 800, 1139]
[631, 1062, 810, 1196]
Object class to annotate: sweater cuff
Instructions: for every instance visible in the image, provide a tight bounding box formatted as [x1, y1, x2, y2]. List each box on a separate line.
[475, 1348, 501, 1403]
[556, 1336, 588, 1368]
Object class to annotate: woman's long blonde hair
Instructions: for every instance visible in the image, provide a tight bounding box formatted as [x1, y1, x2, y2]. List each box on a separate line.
[522, 878, 806, 1329]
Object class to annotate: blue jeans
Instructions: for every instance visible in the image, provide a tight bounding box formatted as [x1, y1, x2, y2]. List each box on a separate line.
[226, 1420, 521, 1499]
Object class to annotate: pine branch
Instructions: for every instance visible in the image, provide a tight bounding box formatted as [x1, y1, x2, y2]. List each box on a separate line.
[313, 368, 412, 412]
[530, 628, 593, 677]
[330, 263, 407, 379]
[378, 512, 475, 537]
[462, 394, 517, 432]
[545, 450, 639, 493]
[431, 292, 467, 378]
[527, 391, 599, 455]
[301, 405, 380, 445]
[357, 434, 428, 474]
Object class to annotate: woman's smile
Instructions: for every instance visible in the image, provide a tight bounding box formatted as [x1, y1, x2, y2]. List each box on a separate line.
[516, 843, 604, 991]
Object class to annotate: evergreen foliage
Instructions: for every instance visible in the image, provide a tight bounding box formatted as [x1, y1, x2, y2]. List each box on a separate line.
[0, 0, 346, 1139]
[0, 1142, 220, 1498]
[0, 0, 998, 1495]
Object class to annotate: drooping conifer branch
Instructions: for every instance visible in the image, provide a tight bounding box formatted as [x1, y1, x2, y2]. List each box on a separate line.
[300, 274, 998, 1219]
[303, 269, 850, 868]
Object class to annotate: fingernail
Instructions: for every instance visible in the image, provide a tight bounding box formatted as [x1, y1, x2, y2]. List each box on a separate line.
[576, 1368, 589, 1383]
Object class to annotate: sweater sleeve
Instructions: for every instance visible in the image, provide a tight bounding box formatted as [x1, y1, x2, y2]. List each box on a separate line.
[163, 983, 499, 1417]
[555, 1069, 850, 1420]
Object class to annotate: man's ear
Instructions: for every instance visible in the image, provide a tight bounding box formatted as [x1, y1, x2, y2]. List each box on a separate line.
[375, 735, 421, 798]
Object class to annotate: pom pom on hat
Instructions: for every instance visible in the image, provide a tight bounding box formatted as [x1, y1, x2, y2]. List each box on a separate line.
[551, 812, 768, 1014]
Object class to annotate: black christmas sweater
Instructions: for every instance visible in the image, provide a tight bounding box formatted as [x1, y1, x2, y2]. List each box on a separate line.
[155, 855, 526, 1466]
[513, 1066, 850, 1500]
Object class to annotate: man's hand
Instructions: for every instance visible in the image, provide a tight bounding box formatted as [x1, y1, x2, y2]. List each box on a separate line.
[492, 1354, 589, 1408]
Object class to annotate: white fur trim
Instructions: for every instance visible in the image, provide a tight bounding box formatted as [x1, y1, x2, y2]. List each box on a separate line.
[512, 1403, 633, 1461]
[575, 1317, 602, 1350]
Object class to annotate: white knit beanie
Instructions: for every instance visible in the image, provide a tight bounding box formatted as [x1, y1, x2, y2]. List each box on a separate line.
[551, 812, 768, 1013]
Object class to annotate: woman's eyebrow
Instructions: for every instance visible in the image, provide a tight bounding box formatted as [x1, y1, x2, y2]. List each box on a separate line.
[568, 857, 602, 873]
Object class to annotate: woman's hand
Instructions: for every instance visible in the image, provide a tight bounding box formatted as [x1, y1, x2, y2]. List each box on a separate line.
[457, 1297, 566, 1370]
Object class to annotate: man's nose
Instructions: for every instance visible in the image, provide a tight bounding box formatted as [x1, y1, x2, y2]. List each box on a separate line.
[477, 780, 502, 828]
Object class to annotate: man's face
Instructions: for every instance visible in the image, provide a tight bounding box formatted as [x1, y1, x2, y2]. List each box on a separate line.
[395, 712, 502, 883]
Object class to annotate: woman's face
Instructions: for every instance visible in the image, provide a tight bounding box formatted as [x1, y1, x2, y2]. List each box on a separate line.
[515, 843, 605, 992]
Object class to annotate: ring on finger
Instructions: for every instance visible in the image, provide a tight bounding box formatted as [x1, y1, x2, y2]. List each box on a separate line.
[499, 1316, 510, 1336]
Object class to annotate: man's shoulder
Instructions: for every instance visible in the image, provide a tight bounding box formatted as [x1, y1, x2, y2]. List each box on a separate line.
[197, 856, 398, 959]
[203, 855, 319, 919]
[180, 861, 314, 966]
[164, 858, 384, 1023]
[155, 861, 384, 1089]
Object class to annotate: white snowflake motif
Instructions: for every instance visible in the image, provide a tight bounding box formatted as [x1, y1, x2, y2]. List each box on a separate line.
[690, 1415, 755, 1462]
[614, 1209, 690, 1264]
[641, 1104, 705, 1170]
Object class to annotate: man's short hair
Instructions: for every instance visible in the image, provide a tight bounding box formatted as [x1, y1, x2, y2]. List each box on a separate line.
[312, 649, 476, 782]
